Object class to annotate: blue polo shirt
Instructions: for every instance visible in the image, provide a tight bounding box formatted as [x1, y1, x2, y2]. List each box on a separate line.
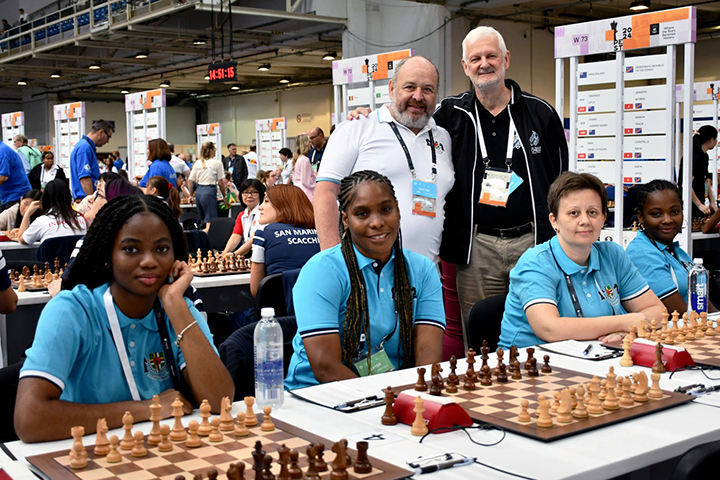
[251, 223, 320, 275]
[113, 158, 124, 171]
[499, 236, 650, 349]
[285, 244, 445, 390]
[0, 142, 31, 205]
[70, 135, 100, 199]
[626, 230, 693, 302]
[139, 159, 177, 188]
[20, 282, 217, 404]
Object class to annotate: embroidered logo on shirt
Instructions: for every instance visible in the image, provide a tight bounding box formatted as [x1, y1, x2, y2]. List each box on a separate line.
[426, 138, 445, 153]
[84, 164, 91, 171]
[513, 131, 521, 150]
[529, 131, 541, 155]
[145, 351, 170, 381]
[603, 284, 621, 307]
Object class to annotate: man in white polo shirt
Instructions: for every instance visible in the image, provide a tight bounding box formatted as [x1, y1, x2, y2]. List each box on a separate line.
[314, 56, 454, 262]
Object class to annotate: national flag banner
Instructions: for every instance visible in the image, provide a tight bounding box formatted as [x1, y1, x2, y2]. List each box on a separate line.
[624, 177, 633, 183]
[579, 130, 587, 136]
[634, 152, 642, 158]
[635, 176, 642, 183]
[588, 106, 595, 111]
[580, 72, 587, 78]
[635, 128, 642, 134]
[588, 153, 595, 158]
[624, 153, 633, 158]
[625, 103, 634, 109]
[625, 128, 633, 134]
[626, 66, 634, 73]
[589, 130, 595, 135]
[635, 103, 642, 109]
[578, 153, 587, 159]
[578, 106, 587, 112]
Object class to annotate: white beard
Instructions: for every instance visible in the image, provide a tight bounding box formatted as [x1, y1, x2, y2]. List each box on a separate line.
[389, 101, 431, 130]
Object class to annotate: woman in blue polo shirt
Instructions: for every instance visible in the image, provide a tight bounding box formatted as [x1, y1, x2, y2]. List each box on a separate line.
[498, 172, 664, 349]
[15, 195, 233, 442]
[285, 170, 445, 390]
[138, 138, 177, 188]
[625, 180, 711, 314]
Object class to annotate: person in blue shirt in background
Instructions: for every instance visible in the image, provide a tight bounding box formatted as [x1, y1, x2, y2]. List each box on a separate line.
[138, 139, 177, 189]
[285, 170, 445, 390]
[0, 141, 32, 212]
[628, 180, 717, 314]
[499, 171, 664, 349]
[15, 195, 233, 442]
[70, 120, 113, 201]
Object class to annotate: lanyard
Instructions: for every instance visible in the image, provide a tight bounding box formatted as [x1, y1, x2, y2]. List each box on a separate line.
[104, 288, 184, 401]
[474, 103, 518, 171]
[387, 122, 437, 182]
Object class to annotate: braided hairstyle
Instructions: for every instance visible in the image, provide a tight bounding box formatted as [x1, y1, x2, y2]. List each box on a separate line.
[636, 179, 682, 218]
[63, 195, 187, 291]
[337, 170, 415, 372]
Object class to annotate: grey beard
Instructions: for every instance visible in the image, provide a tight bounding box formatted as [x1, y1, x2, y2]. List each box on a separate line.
[389, 102, 431, 130]
[474, 74, 503, 92]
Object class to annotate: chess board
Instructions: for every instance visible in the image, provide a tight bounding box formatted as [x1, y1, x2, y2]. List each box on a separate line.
[394, 366, 691, 442]
[192, 269, 250, 278]
[26, 414, 410, 480]
[607, 335, 720, 369]
[11, 280, 47, 292]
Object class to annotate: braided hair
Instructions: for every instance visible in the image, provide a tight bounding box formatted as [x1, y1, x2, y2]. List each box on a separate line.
[63, 195, 187, 291]
[337, 170, 415, 372]
[636, 179, 682, 225]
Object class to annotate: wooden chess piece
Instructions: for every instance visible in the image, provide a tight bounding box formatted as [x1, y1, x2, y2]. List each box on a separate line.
[466, 348, 477, 381]
[331, 440, 350, 480]
[276, 444, 291, 479]
[186, 420, 202, 448]
[352, 441, 372, 474]
[551, 391, 561, 413]
[536, 396, 553, 428]
[602, 376, 619, 411]
[131, 430, 147, 457]
[120, 411, 134, 450]
[245, 396, 258, 426]
[518, 399, 531, 422]
[69, 426, 88, 469]
[524, 347, 535, 370]
[633, 371, 649, 402]
[315, 442, 328, 472]
[415, 367, 428, 391]
[381, 386, 398, 425]
[496, 363, 508, 383]
[527, 357, 539, 377]
[511, 360, 522, 380]
[106, 435, 121, 463]
[429, 362, 443, 395]
[94, 418, 110, 456]
[556, 388, 573, 423]
[220, 396, 235, 432]
[170, 397, 187, 441]
[586, 377, 603, 415]
[648, 373, 663, 399]
[411, 396, 428, 436]
[448, 355, 459, 389]
[652, 343, 666, 374]
[541, 355, 552, 373]
[209, 417, 224, 442]
[620, 335, 633, 367]
[305, 445, 321, 480]
[598, 379, 607, 402]
[288, 450, 302, 479]
[619, 377, 634, 407]
[159, 424, 174, 452]
[494, 347, 504, 376]
[198, 399, 212, 436]
[17, 276, 25, 292]
[235, 411, 250, 436]
[573, 385, 589, 418]
[148, 395, 162, 446]
[479, 364, 492, 387]
[261, 405, 275, 431]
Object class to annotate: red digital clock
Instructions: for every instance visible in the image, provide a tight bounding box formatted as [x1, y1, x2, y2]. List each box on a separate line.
[208, 61, 237, 83]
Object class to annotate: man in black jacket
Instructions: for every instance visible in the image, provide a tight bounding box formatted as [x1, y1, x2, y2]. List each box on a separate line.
[224, 143, 248, 190]
[433, 26, 568, 326]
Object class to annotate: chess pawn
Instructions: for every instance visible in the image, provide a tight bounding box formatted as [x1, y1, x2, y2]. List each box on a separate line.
[648, 373, 664, 399]
[619, 377, 634, 407]
[235, 411, 250, 436]
[518, 399, 532, 423]
[598, 379, 607, 401]
[158, 424, 174, 452]
[131, 430, 147, 457]
[106, 435, 122, 463]
[573, 385, 589, 419]
[602, 379, 620, 411]
[17, 276, 25, 292]
[244, 396, 258, 426]
[209, 417, 224, 442]
[260, 405, 275, 431]
[479, 364, 492, 386]
[586, 377, 604, 415]
[186, 420, 202, 448]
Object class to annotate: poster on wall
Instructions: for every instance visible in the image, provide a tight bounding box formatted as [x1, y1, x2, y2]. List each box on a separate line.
[332, 50, 413, 85]
[255, 118, 286, 171]
[1, 111, 24, 146]
[555, 6, 696, 58]
[125, 89, 166, 180]
[53, 102, 85, 170]
[196, 123, 222, 162]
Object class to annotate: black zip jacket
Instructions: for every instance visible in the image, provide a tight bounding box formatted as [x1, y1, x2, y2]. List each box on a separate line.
[433, 79, 568, 264]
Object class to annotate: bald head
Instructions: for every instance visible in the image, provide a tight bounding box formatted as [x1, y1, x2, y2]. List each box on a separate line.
[388, 56, 439, 133]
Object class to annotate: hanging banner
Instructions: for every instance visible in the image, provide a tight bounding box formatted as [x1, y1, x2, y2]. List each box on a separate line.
[332, 50, 413, 85]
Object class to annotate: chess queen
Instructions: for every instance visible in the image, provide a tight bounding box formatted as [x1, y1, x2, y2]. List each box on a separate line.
[15, 195, 233, 442]
[498, 171, 664, 349]
[285, 170, 445, 389]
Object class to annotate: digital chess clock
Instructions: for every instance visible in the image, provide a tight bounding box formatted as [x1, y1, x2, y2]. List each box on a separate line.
[208, 61, 237, 83]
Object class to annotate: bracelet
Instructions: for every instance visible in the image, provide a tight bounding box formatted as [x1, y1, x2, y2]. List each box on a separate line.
[175, 320, 198, 346]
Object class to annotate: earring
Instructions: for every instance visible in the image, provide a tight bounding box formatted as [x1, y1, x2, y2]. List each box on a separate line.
[681, 219, 688, 229]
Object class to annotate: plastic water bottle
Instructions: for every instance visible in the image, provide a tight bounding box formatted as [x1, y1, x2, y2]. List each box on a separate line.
[688, 258, 709, 315]
[254, 307, 284, 409]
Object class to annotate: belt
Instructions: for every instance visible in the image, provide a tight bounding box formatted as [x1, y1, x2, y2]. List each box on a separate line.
[475, 222, 533, 239]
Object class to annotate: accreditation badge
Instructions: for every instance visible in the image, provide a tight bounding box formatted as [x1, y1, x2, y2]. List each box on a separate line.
[411, 179, 437, 218]
[353, 344, 394, 377]
[478, 168, 512, 207]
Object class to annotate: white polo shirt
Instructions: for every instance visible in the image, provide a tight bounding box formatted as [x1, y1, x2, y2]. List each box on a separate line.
[318, 105, 454, 261]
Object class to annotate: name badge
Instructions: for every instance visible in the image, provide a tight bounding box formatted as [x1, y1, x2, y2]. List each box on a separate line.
[354, 346, 394, 377]
[509, 170, 524, 195]
[412, 179, 437, 218]
[479, 168, 512, 207]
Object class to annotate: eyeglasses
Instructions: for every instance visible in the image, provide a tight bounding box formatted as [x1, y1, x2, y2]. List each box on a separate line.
[93, 190, 106, 201]
[242, 191, 259, 196]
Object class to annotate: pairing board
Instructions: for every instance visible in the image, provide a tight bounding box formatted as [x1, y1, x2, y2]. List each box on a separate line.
[27, 414, 410, 480]
[394, 366, 691, 442]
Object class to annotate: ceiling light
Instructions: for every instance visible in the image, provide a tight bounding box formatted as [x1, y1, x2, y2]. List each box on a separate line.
[231, 85, 240, 90]
[258, 64, 271, 72]
[17, 78, 27, 85]
[89, 61, 101, 70]
[204, 74, 210, 80]
[279, 77, 290, 84]
[135, 50, 149, 59]
[159, 80, 170, 88]
[192, 36, 207, 45]
[322, 52, 337, 61]
[629, 0, 650, 10]
[50, 70, 62, 78]
[121, 88, 130, 94]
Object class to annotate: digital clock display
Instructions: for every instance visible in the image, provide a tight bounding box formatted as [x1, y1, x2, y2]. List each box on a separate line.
[208, 61, 237, 83]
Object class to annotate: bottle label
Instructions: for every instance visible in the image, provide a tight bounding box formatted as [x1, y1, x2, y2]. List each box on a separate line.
[691, 292, 707, 313]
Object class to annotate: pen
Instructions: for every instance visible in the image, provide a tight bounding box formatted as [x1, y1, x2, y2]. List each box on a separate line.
[413, 457, 475, 475]
[335, 395, 380, 409]
[582, 344, 593, 356]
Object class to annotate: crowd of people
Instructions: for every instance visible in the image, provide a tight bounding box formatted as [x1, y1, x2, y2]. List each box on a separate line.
[3, 24, 719, 447]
